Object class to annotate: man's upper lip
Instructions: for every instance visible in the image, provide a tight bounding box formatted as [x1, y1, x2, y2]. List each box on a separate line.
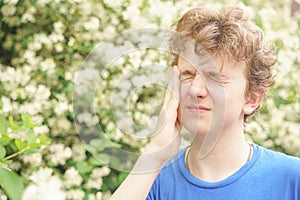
[187, 105, 211, 110]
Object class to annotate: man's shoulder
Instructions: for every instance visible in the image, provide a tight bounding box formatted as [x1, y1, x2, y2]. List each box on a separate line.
[257, 144, 300, 174]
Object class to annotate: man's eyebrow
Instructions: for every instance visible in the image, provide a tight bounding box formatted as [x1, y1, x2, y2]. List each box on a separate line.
[200, 68, 230, 78]
[178, 65, 196, 71]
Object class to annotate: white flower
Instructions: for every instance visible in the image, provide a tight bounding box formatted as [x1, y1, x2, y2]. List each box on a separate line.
[116, 116, 134, 132]
[54, 21, 65, 34]
[29, 168, 54, 184]
[35, 85, 51, 100]
[25, 85, 36, 94]
[71, 144, 86, 162]
[49, 33, 64, 43]
[131, 75, 150, 87]
[48, 144, 72, 166]
[1, 96, 12, 113]
[91, 166, 111, 178]
[21, 13, 35, 23]
[123, 5, 140, 20]
[0, 189, 7, 200]
[68, 37, 75, 47]
[76, 112, 99, 127]
[34, 125, 49, 135]
[55, 43, 64, 52]
[1, 4, 16, 17]
[103, 0, 122, 8]
[36, 0, 51, 6]
[4, 0, 18, 5]
[31, 115, 44, 124]
[65, 189, 85, 200]
[40, 58, 56, 72]
[24, 50, 39, 66]
[88, 192, 103, 200]
[76, 68, 99, 85]
[101, 25, 116, 40]
[35, 33, 52, 49]
[83, 17, 100, 31]
[135, 128, 151, 138]
[116, 79, 132, 91]
[63, 167, 83, 188]
[65, 71, 74, 81]
[54, 101, 69, 115]
[22, 176, 65, 200]
[19, 102, 42, 115]
[85, 177, 103, 190]
[22, 153, 43, 167]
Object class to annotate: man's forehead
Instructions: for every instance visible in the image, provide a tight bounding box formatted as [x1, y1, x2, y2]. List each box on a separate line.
[178, 47, 244, 73]
[177, 40, 217, 68]
[178, 52, 219, 72]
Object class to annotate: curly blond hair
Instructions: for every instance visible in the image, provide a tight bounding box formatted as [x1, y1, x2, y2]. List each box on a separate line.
[170, 6, 276, 120]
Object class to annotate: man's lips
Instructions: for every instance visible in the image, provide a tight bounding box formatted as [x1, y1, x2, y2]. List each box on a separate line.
[187, 105, 211, 113]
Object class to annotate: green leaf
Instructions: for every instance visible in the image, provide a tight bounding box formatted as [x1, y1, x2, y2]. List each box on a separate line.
[0, 159, 12, 164]
[75, 161, 93, 174]
[0, 165, 23, 200]
[0, 115, 7, 135]
[118, 172, 129, 184]
[21, 114, 35, 128]
[0, 146, 6, 159]
[30, 0, 36, 6]
[23, 148, 40, 155]
[93, 153, 110, 165]
[26, 129, 36, 145]
[8, 116, 19, 130]
[15, 139, 27, 150]
[88, 156, 103, 167]
[89, 137, 121, 152]
[38, 134, 51, 145]
[0, 139, 10, 146]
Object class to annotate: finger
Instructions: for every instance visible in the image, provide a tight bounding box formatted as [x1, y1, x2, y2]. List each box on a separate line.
[162, 66, 180, 109]
[155, 66, 180, 130]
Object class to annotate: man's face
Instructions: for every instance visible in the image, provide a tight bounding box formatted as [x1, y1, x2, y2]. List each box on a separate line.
[177, 44, 248, 139]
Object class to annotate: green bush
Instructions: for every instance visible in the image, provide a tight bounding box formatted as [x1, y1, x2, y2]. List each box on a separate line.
[0, 114, 51, 200]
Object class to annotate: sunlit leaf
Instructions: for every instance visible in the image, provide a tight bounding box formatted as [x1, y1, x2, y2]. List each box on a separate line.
[0, 115, 7, 135]
[0, 146, 6, 159]
[15, 139, 27, 150]
[0, 165, 23, 200]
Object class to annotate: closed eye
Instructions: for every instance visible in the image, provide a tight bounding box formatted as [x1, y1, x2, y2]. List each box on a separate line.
[180, 69, 196, 82]
[204, 71, 228, 84]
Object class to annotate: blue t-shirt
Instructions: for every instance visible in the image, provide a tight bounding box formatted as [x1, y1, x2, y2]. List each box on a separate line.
[147, 144, 300, 200]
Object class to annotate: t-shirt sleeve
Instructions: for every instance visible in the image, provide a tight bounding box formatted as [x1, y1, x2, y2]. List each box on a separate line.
[146, 173, 161, 200]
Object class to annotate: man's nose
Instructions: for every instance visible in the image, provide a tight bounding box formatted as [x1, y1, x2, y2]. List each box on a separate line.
[190, 74, 209, 98]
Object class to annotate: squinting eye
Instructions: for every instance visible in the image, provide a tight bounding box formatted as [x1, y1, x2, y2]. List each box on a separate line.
[180, 70, 196, 82]
[205, 71, 225, 83]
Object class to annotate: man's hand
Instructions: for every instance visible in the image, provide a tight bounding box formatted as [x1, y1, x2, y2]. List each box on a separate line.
[138, 66, 182, 172]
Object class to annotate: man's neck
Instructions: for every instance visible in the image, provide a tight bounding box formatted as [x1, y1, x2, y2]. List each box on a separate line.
[187, 124, 250, 182]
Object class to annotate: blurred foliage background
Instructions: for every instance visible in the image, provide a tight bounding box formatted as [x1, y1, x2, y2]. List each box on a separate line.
[0, 0, 299, 199]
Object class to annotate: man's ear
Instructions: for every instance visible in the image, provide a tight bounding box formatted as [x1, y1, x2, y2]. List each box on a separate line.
[243, 87, 265, 115]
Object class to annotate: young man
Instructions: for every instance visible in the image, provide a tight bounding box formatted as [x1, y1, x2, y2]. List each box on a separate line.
[111, 6, 300, 200]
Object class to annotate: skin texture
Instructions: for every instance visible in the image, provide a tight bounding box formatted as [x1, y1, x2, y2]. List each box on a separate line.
[177, 42, 264, 181]
[178, 43, 249, 139]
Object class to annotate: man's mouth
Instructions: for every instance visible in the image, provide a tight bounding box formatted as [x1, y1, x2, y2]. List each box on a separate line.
[187, 105, 211, 113]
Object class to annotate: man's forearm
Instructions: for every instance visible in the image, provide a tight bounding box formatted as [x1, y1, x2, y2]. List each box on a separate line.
[110, 155, 162, 200]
